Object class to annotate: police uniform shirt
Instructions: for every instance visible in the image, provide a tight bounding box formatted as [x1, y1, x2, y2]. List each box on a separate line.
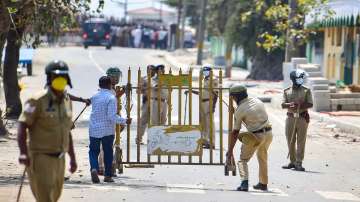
[233, 97, 269, 132]
[18, 89, 73, 153]
[202, 77, 219, 100]
[283, 86, 313, 113]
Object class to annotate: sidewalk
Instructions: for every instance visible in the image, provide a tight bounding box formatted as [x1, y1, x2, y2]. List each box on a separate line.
[162, 49, 360, 135]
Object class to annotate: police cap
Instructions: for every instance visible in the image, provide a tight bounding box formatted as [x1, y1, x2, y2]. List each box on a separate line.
[45, 60, 69, 75]
[229, 84, 247, 95]
[106, 67, 122, 77]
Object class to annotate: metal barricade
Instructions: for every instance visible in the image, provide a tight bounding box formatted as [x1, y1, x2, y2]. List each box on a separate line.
[119, 67, 232, 167]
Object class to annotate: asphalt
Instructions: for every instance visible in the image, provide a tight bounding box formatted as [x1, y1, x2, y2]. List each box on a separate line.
[0, 47, 359, 202]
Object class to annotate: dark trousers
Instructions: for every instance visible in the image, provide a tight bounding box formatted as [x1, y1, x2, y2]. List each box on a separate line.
[89, 135, 114, 177]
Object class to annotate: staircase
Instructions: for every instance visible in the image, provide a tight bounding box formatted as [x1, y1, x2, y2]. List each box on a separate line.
[299, 64, 360, 111]
[298, 64, 331, 112]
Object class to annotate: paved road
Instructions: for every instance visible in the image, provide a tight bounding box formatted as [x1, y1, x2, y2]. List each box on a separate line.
[1, 47, 359, 202]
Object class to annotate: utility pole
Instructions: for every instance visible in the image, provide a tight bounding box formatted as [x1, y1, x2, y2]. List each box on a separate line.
[180, 0, 187, 49]
[196, 0, 207, 65]
[124, 0, 128, 23]
[285, 0, 298, 62]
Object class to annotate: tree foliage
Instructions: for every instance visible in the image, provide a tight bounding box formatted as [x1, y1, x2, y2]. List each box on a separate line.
[207, 0, 328, 80]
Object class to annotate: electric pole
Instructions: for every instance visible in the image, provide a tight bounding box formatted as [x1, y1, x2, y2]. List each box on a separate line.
[196, 0, 207, 65]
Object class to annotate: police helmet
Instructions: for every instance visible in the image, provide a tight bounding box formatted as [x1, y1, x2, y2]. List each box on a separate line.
[290, 69, 307, 86]
[156, 64, 165, 71]
[202, 65, 212, 72]
[229, 84, 247, 96]
[45, 60, 72, 88]
[106, 67, 122, 77]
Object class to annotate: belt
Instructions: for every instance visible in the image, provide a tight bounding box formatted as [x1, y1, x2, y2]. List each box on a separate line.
[151, 98, 166, 102]
[287, 111, 307, 118]
[252, 126, 272, 134]
[202, 99, 210, 102]
[44, 152, 65, 159]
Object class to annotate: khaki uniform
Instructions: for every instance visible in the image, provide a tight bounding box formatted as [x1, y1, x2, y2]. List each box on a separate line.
[139, 76, 149, 141]
[19, 89, 72, 202]
[283, 86, 313, 165]
[234, 97, 273, 184]
[150, 76, 168, 125]
[200, 77, 219, 146]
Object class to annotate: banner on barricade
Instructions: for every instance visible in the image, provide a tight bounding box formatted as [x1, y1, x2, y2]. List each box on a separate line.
[159, 74, 190, 86]
[147, 125, 203, 156]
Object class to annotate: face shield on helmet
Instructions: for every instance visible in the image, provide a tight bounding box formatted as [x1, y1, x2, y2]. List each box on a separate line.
[202, 65, 212, 78]
[290, 69, 308, 86]
[45, 60, 72, 90]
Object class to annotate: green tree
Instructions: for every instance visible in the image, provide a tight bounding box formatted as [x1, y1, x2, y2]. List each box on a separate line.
[0, 0, 91, 121]
[208, 0, 327, 80]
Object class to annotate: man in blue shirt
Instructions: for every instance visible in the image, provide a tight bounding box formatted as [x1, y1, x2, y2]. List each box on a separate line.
[89, 76, 131, 183]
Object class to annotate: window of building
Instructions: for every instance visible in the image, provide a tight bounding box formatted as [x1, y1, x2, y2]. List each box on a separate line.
[331, 28, 335, 46]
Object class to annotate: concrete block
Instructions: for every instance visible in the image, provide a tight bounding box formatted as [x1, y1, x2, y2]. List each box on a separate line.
[311, 84, 329, 91]
[312, 90, 330, 111]
[298, 63, 320, 72]
[330, 99, 339, 105]
[291, 58, 308, 68]
[329, 86, 337, 93]
[330, 93, 360, 99]
[342, 105, 357, 111]
[308, 77, 329, 85]
[354, 99, 360, 105]
[307, 71, 323, 77]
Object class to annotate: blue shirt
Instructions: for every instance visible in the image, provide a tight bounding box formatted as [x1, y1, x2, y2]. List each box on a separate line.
[89, 89, 126, 138]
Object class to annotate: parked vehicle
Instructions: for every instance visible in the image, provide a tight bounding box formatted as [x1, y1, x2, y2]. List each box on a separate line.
[82, 18, 112, 49]
[1, 48, 34, 76]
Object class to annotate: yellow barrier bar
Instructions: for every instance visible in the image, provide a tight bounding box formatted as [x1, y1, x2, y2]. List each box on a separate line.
[157, 69, 161, 125]
[127, 67, 131, 162]
[178, 68, 182, 125]
[168, 68, 172, 163]
[147, 68, 151, 163]
[189, 68, 193, 163]
[157, 69, 162, 163]
[137, 68, 141, 162]
[228, 96, 234, 150]
[209, 70, 214, 164]
[178, 68, 182, 163]
[219, 69, 223, 164]
[199, 70, 203, 164]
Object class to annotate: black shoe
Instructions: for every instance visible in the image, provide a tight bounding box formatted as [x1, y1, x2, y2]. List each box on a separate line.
[253, 183, 268, 191]
[104, 176, 115, 183]
[282, 163, 295, 169]
[202, 143, 215, 149]
[236, 180, 249, 192]
[294, 164, 305, 171]
[91, 170, 100, 184]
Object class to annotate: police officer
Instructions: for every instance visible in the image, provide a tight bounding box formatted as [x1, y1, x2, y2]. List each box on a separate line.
[227, 84, 273, 192]
[150, 64, 168, 125]
[137, 65, 157, 144]
[282, 69, 313, 171]
[17, 60, 77, 202]
[185, 65, 218, 149]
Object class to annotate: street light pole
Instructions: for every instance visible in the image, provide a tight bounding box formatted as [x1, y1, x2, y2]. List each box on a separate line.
[196, 0, 207, 65]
